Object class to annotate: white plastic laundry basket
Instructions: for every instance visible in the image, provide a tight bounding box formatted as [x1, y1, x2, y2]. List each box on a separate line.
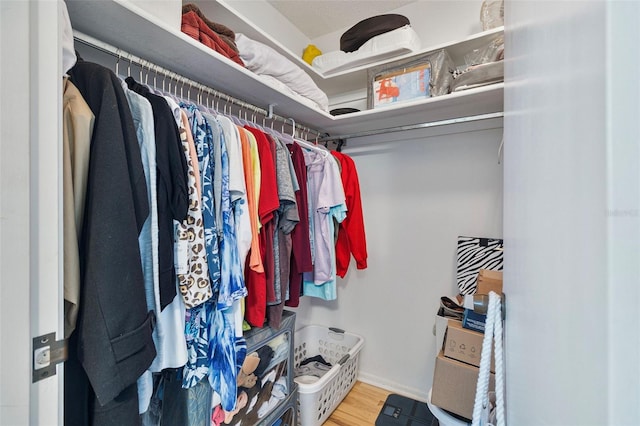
[293, 325, 364, 426]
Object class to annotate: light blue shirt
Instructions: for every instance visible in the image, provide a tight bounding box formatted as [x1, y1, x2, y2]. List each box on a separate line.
[122, 84, 159, 415]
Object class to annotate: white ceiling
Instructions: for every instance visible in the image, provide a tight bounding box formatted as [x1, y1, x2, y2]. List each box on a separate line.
[266, 0, 417, 39]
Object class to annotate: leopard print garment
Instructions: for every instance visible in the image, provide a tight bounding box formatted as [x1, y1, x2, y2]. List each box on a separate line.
[175, 110, 213, 308]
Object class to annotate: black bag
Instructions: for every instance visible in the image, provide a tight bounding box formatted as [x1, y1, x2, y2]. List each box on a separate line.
[340, 14, 410, 53]
[375, 394, 437, 426]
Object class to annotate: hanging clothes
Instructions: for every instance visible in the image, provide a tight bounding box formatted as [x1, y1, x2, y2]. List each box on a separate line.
[268, 134, 300, 328]
[238, 127, 263, 274]
[175, 109, 213, 308]
[62, 77, 93, 339]
[244, 126, 279, 327]
[284, 140, 313, 308]
[217, 118, 248, 309]
[124, 78, 190, 422]
[64, 35, 366, 424]
[182, 102, 221, 297]
[67, 60, 156, 426]
[331, 151, 368, 278]
[301, 144, 347, 301]
[121, 83, 160, 415]
[217, 116, 252, 273]
[126, 77, 189, 311]
[181, 104, 244, 411]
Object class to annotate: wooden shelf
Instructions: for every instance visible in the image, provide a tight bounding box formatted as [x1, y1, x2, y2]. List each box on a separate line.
[65, 0, 503, 138]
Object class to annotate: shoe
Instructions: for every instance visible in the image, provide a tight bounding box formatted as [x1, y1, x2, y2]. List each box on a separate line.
[440, 296, 464, 319]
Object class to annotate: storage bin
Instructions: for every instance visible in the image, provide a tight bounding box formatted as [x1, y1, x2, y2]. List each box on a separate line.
[228, 311, 296, 425]
[293, 326, 365, 426]
[261, 385, 297, 426]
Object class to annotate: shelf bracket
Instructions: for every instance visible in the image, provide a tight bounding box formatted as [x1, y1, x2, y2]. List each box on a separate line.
[266, 104, 275, 119]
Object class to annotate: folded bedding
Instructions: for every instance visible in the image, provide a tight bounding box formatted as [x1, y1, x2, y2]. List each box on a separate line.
[257, 75, 326, 111]
[236, 33, 329, 111]
[312, 25, 421, 75]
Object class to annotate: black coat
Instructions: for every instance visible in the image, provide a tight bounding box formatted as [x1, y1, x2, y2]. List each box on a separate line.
[67, 61, 156, 426]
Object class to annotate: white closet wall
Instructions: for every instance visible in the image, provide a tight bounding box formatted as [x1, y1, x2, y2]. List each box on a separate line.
[294, 125, 504, 399]
[504, 0, 640, 424]
[218, 0, 312, 57]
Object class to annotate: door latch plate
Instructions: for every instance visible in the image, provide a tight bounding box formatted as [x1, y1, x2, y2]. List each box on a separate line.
[32, 332, 67, 383]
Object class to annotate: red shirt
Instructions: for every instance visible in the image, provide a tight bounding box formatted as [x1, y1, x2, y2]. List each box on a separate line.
[243, 126, 278, 326]
[332, 151, 368, 278]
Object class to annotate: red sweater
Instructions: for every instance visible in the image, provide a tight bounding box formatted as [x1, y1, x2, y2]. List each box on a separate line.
[331, 152, 368, 278]
[181, 11, 245, 67]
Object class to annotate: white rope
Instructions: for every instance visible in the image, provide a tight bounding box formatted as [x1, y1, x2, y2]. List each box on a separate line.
[472, 291, 505, 426]
[493, 293, 506, 426]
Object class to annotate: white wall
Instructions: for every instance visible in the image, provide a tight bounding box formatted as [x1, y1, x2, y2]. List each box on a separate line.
[606, 2, 640, 423]
[221, 0, 312, 58]
[503, 0, 640, 424]
[292, 125, 503, 400]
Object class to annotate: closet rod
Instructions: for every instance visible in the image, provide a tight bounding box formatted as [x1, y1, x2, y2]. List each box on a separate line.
[72, 31, 325, 138]
[319, 112, 504, 141]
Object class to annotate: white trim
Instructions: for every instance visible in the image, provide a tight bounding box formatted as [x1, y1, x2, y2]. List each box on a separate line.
[29, 1, 64, 424]
[357, 371, 429, 402]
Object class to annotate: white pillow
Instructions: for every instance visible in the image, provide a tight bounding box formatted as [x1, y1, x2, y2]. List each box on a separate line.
[236, 33, 329, 111]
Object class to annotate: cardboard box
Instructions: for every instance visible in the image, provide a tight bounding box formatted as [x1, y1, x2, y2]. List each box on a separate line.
[479, 269, 503, 282]
[432, 350, 495, 420]
[372, 64, 431, 108]
[463, 308, 486, 333]
[445, 320, 494, 372]
[436, 314, 459, 353]
[477, 269, 503, 295]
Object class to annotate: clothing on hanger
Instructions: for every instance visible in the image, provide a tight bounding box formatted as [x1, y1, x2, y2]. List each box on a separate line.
[68, 59, 156, 425]
[267, 135, 300, 328]
[244, 125, 279, 327]
[301, 142, 347, 301]
[126, 76, 189, 312]
[62, 78, 93, 339]
[284, 141, 313, 307]
[332, 151, 368, 278]
[64, 34, 368, 424]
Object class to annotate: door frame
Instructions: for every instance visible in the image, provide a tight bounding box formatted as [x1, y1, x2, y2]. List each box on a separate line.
[1, 1, 64, 424]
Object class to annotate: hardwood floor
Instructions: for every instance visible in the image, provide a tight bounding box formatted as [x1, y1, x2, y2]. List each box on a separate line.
[323, 381, 392, 426]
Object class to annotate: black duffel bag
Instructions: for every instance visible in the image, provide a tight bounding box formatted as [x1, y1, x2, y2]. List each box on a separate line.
[340, 14, 410, 53]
